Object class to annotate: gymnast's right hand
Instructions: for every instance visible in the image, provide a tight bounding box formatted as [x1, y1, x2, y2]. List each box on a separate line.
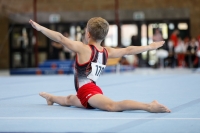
[148, 41, 165, 50]
[29, 19, 42, 31]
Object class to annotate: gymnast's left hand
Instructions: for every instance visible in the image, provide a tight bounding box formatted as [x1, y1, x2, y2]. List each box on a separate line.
[29, 19, 42, 31]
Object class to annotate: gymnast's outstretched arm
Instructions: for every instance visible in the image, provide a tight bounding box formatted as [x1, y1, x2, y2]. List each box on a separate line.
[29, 20, 85, 53]
[105, 41, 165, 58]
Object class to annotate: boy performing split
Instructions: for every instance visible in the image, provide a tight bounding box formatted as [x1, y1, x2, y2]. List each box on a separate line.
[29, 17, 170, 113]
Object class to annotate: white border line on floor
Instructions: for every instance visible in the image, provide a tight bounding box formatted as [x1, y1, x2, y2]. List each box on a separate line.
[0, 117, 200, 120]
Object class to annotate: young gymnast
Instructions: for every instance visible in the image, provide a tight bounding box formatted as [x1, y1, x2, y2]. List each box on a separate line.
[29, 17, 170, 113]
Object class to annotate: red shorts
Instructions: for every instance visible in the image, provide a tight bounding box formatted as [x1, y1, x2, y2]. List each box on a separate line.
[77, 82, 103, 109]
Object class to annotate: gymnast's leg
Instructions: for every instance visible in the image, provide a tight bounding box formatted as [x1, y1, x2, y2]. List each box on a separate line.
[88, 94, 171, 113]
[39, 92, 84, 108]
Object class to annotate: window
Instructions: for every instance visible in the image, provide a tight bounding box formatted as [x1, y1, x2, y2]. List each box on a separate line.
[141, 24, 147, 59]
[121, 24, 138, 47]
[178, 23, 188, 30]
[169, 23, 175, 30]
[13, 52, 21, 68]
[105, 25, 118, 47]
[148, 23, 168, 42]
[147, 23, 168, 66]
[141, 24, 147, 46]
[70, 26, 76, 41]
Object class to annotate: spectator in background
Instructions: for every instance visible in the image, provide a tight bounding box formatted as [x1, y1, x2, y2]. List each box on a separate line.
[175, 37, 186, 53]
[165, 29, 179, 68]
[51, 31, 74, 60]
[185, 37, 198, 68]
[165, 39, 176, 68]
[183, 36, 190, 48]
[62, 32, 73, 60]
[175, 37, 186, 67]
[119, 56, 130, 65]
[131, 35, 142, 67]
[153, 28, 164, 42]
[153, 28, 168, 68]
[50, 41, 63, 60]
[170, 29, 179, 48]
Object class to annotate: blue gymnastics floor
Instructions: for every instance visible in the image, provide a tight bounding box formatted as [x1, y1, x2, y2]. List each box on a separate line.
[0, 68, 200, 133]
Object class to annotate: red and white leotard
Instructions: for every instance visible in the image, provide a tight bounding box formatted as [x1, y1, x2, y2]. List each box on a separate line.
[74, 45, 108, 108]
[74, 45, 108, 91]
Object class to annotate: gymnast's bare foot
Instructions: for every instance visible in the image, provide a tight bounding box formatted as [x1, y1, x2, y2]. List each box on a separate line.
[149, 100, 171, 113]
[39, 92, 54, 105]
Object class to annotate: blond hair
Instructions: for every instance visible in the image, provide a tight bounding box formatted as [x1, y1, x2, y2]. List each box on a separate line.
[87, 17, 109, 41]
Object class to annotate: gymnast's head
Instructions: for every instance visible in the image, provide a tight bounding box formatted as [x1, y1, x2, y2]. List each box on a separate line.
[85, 17, 109, 44]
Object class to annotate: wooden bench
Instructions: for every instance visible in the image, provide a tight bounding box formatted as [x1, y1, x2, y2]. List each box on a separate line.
[106, 58, 121, 66]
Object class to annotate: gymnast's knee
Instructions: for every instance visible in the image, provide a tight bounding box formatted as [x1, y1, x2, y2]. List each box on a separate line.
[104, 102, 118, 112]
[66, 95, 74, 105]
